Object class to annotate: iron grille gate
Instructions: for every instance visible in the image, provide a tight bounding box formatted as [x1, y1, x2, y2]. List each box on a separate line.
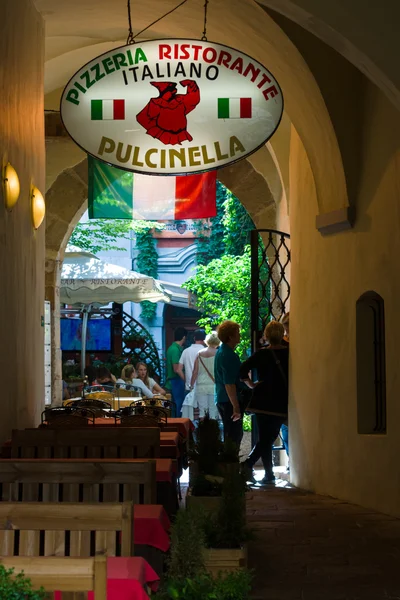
[250, 229, 291, 455]
[250, 228, 291, 351]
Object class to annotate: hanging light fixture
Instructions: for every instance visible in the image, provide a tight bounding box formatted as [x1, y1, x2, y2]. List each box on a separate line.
[3, 162, 20, 211]
[31, 185, 46, 229]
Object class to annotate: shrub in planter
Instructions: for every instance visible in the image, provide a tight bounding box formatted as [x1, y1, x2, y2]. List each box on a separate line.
[123, 327, 146, 349]
[166, 506, 206, 582]
[155, 506, 253, 600]
[189, 414, 222, 478]
[0, 565, 46, 599]
[203, 470, 249, 550]
[188, 415, 241, 500]
[155, 570, 253, 600]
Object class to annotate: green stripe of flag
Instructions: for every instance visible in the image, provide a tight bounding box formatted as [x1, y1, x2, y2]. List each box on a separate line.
[88, 155, 134, 219]
[218, 98, 230, 119]
[91, 100, 103, 120]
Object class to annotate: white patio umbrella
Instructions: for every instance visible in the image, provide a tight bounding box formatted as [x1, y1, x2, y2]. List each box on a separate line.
[61, 249, 170, 305]
[61, 248, 171, 375]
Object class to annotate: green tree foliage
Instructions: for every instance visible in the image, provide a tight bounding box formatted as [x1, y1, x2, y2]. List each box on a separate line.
[193, 181, 255, 265]
[69, 219, 132, 254]
[222, 190, 255, 256]
[69, 219, 165, 255]
[186, 183, 256, 358]
[185, 248, 251, 359]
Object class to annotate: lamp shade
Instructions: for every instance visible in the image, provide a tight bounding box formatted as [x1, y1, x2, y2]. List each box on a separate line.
[31, 185, 45, 229]
[3, 162, 20, 211]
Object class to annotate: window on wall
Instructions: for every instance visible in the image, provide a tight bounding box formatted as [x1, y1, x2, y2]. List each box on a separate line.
[356, 292, 386, 434]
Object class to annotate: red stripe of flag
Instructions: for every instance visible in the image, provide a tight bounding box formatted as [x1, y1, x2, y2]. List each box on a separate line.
[240, 98, 252, 118]
[174, 172, 217, 219]
[113, 99, 125, 120]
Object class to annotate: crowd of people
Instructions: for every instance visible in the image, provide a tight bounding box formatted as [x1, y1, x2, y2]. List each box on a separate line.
[63, 315, 290, 485]
[166, 315, 290, 486]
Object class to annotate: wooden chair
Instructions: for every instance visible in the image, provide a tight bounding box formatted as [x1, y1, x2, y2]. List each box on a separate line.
[159, 398, 176, 418]
[41, 407, 95, 427]
[0, 555, 106, 600]
[0, 459, 157, 504]
[11, 427, 160, 459]
[0, 501, 133, 557]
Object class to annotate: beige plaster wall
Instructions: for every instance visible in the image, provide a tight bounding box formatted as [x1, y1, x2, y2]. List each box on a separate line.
[0, 1, 45, 442]
[289, 81, 400, 516]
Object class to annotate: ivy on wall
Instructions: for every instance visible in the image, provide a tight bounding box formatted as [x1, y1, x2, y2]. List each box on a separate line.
[135, 222, 165, 322]
[193, 181, 255, 264]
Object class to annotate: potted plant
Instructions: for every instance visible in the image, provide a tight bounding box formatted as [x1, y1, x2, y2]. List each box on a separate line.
[0, 564, 46, 599]
[202, 469, 250, 576]
[123, 327, 146, 350]
[154, 507, 252, 599]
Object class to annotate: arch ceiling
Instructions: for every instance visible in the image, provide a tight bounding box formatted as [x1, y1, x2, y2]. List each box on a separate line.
[35, 0, 351, 216]
[256, 0, 400, 111]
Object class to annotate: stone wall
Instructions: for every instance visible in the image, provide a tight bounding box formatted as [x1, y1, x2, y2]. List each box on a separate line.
[0, 1, 45, 441]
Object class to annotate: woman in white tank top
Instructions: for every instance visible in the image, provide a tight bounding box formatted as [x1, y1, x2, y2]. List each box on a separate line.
[190, 332, 220, 419]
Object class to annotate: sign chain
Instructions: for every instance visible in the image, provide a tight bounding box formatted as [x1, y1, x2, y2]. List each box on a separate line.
[127, 0, 190, 44]
[201, 0, 209, 41]
[126, 0, 135, 45]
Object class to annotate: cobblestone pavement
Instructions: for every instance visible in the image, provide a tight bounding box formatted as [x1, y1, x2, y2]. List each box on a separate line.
[247, 485, 400, 600]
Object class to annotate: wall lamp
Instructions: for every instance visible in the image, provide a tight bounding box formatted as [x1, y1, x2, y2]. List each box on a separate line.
[31, 185, 46, 229]
[3, 162, 20, 211]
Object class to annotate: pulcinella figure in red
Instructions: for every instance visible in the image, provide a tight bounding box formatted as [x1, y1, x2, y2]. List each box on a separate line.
[136, 79, 200, 146]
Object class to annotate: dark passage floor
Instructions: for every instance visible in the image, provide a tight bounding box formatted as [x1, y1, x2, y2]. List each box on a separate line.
[247, 485, 400, 600]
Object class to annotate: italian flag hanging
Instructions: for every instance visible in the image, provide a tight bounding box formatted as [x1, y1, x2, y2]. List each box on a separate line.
[88, 156, 217, 220]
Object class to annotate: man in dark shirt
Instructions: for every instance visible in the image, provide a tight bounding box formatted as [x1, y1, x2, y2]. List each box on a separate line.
[214, 320, 243, 446]
[240, 321, 288, 485]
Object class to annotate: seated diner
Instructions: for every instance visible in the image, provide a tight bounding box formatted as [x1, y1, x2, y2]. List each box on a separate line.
[136, 362, 166, 396]
[117, 365, 154, 398]
[94, 366, 116, 387]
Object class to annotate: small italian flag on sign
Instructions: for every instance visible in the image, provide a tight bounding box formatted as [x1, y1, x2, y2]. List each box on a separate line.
[91, 99, 125, 120]
[218, 97, 252, 119]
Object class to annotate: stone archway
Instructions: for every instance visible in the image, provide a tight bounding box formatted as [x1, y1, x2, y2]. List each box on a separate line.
[45, 149, 280, 404]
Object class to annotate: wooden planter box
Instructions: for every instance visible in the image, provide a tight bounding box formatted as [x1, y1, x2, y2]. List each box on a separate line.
[185, 487, 222, 514]
[204, 545, 248, 576]
[188, 461, 239, 486]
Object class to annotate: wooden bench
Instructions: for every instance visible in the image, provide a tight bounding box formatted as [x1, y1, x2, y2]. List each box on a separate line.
[0, 459, 156, 504]
[0, 501, 133, 557]
[12, 428, 160, 459]
[0, 555, 106, 599]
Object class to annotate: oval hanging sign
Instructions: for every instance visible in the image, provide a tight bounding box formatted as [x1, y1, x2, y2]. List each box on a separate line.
[61, 39, 283, 175]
